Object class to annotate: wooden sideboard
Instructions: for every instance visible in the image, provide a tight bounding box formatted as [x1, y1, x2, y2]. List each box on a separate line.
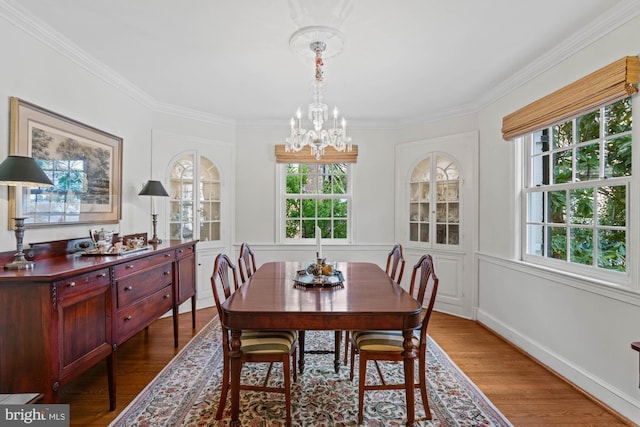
[0, 237, 197, 410]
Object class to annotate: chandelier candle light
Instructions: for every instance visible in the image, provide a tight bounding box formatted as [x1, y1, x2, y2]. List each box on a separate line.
[286, 39, 352, 160]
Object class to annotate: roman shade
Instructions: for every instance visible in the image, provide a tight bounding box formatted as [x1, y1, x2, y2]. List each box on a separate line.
[502, 56, 639, 140]
[275, 144, 358, 163]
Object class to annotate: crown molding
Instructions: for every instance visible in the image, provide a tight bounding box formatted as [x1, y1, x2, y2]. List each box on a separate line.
[0, 0, 234, 128]
[0, 0, 156, 109]
[474, 0, 640, 110]
[2, 0, 640, 130]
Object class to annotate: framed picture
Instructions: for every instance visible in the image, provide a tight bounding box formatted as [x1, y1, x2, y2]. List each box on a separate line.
[8, 97, 122, 228]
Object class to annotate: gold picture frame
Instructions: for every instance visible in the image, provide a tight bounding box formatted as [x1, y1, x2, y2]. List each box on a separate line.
[8, 97, 122, 228]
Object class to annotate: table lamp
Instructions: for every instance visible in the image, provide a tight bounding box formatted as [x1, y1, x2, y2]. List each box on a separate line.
[0, 155, 54, 270]
[138, 180, 169, 244]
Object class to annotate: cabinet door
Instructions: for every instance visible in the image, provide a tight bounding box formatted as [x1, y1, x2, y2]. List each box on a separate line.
[176, 246, 196, 304]
[55, 272, 112, 383]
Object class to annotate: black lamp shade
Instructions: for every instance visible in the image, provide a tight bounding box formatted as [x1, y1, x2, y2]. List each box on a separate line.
[138, 180, 169, 197]
[0, 155, 53, 187]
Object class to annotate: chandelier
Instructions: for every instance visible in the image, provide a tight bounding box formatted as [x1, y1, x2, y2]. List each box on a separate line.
[285, 39, 352, 160]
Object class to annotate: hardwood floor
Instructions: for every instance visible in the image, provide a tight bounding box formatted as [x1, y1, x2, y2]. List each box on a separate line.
[61, 309, 632, 426]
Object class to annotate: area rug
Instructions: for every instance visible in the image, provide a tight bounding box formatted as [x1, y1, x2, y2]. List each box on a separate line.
[110, 318, 512, 426]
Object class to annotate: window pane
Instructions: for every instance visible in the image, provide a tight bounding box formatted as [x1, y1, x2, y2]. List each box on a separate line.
[333, 174, 347, 194]
[436, 224, 446, 244]
[575, 143, 599, 181]
[410, 223, 418, 241]
[597, 186, 625, 227]
[527, 224, 544, 256]
[553, 121, 573, 148]
[548, 190, 566, 223]
[577, 110, 600, 143]
[301, 219, 315, 238]
[318, 219, 331, 237]
[605, 135, 631, 177]
[286, 170, 300, 194]
[333, 199, 347, 218]
[411, 157, 430, 182]
[286, 198, 300, 218]
[333, 220, 347, 238]
[420, 224, 429, 242]
[605, 97, 632, 135]
[570, 228, 593, 266]
[597, 230, 626, 272]
[553, 150, 572, 184]
[318, 199, 331, 218]
[569, 188, 593, 225]
[548, 226, 567, 260]
[286, 220, 300, 238]
[301, 199, 316, 218]
[528, 192, 544, 222]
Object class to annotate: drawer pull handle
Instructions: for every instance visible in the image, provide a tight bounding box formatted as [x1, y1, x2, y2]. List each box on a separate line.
[126, 264, 134, 269]
[97, 273, 106, 278]
[124, 315, 132, 321]
[164, 254, 172, 258]
[164, 271, 170, 276]
[67, 282, 76, 288]
[124, 286, 133, 291]
[178, 249, 183, 254]
[164, 294, 171, 299]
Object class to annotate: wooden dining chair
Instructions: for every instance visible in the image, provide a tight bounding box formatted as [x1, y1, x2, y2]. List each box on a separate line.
[343, 243, 407, 365]
[349, 254, 439, 424]
[385, 243, 406, 285]
[211, 253, 298, 426]
[237, 242, 257, 284]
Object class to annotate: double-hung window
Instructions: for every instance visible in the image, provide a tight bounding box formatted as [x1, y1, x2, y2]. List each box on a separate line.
[280, 162, 351, 242]
[504, 56, 638, 286]
[522, 98, 632, 281]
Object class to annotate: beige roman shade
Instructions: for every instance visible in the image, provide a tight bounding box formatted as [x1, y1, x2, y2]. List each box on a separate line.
[275, 144, 358, 164]
[502, 56, 639, 140]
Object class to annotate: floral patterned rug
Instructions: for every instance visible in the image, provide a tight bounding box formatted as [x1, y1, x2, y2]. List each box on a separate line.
[110, 319, 512, 426]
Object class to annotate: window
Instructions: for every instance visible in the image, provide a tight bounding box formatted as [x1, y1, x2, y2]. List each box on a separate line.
[522, 97, 631, 278]
[282, 162, 350, 241]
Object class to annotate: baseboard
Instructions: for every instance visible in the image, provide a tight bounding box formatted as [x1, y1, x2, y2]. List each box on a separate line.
[477, 309, 640, 424]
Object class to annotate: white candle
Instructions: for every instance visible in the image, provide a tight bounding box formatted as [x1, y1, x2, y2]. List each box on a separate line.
[14, 185, 23, 218]
[315, 226, 322, 258]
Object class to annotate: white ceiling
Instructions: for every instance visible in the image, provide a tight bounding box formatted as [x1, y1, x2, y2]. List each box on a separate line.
[8, 0, 640, 128]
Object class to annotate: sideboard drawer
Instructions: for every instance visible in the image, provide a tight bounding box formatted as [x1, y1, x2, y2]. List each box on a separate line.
[116, 285, 173, 344]
[116, 265, 172, 308]
[175, 244, 195, 260]
[113, 252, 174, 279]
[55, 268, 110, 298]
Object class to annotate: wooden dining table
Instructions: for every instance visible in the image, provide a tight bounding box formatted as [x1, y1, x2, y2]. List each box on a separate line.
[220, 261, 423, 426]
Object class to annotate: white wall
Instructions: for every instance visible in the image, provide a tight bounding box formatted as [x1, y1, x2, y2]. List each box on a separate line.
[0, 17, 154, 248]
[0, 11, 235, 251]
[475, 15, 640, 421]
